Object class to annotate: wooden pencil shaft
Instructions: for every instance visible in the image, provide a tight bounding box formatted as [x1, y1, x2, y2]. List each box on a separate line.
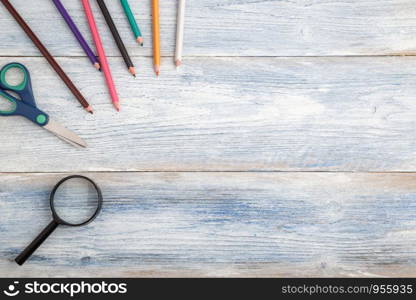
[52, 0, 99, 66]
[97, 0, 134, 69]
[151, 0, 160, 70]
[82, 0, 119, 108]
[120, 0, 142, 39]
[0, 0, 91, 110]
[175, 0, 185, 62]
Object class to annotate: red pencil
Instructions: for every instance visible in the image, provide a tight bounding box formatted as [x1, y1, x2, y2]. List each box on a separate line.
[81, 0, 120, 111]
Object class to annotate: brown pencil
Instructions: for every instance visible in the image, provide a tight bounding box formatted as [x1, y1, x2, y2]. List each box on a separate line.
[1, 0, 93, 114]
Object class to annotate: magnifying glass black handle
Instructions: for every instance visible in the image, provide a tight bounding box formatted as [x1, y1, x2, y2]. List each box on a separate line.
[15, 220, 59, 266]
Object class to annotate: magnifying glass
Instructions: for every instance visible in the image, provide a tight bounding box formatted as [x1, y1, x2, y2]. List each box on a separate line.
[15, 175, 103, 265]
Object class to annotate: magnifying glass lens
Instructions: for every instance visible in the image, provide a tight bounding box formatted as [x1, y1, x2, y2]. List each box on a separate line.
[52, 177, 100, 225]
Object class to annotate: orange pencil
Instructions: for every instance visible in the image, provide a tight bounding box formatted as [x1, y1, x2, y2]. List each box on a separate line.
[151, 0, 160, 76]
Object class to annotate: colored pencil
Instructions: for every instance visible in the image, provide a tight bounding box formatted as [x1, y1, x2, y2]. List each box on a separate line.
[97, 0, 136, 77]
[120, 0, 143, 46]
[52, 0, 100, 70]
[151, 0, 160, 76]
[0, 0, 93, 114]
[175, 0, 185, 67]
[81, 0, 120, 111]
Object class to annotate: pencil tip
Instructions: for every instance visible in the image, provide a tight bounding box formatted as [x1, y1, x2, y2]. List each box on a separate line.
[86, 106, 94, 114]
[154, 65, 160, 76]
[137, 37, 144, 45]
[114, 102, 121, 112]
[94, 62, 101, 70]
[128, 67, 136, 77]
[175, 60, 182, 67]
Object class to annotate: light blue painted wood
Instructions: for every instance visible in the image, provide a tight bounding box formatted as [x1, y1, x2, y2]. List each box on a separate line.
[0, 0, 415, 57]
[1, 172, 416, 277]
[0, 0, 415, 278]
[0, 56, 416, 172]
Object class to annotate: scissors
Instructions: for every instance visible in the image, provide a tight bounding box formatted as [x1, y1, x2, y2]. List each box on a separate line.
[0, 62, 87, 148]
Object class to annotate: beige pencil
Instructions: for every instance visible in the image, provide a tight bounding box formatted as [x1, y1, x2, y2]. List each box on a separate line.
[175, 0, 186, 67]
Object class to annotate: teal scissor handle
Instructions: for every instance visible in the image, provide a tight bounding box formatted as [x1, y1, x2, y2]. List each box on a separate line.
[0, 90, 17, 115]
[0, 63, 49, 126]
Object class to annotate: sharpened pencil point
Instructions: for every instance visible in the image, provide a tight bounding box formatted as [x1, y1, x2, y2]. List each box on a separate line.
[86, 106, 94, 114]
[137, 37, 144, 46]
[128, 66, 136, 77]
[114, 102, 121, 112]
[175, 60, 182, 67]
[154, 65, 160, 77]
[94, 62, 101, 70]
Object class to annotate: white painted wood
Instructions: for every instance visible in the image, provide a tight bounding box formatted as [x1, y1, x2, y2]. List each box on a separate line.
[1, 172, 416, 277]
[1, 56, 416, 172]
[1, 0, 416, 279]
[0, 0, 416, 57]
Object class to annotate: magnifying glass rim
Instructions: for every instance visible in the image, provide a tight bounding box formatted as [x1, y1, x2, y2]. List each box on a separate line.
[49, 175, 103, 227]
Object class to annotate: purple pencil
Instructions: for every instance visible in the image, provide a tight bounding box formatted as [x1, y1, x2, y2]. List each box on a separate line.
[52, 0, 100, 70]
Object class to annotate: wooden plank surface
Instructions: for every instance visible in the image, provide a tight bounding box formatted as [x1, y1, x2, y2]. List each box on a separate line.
[1, 172, 416, 278]
[1, 0, 416, 278]
[1, 56, 416, 172]
[0, 0, 416, 57]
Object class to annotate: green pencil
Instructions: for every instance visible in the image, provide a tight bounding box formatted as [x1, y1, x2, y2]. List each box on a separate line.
[120, 0, 143, 46]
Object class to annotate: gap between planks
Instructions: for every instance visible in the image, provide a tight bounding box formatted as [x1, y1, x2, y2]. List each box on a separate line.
[3, 171, 416, 174]
[1, 55, 416, 58]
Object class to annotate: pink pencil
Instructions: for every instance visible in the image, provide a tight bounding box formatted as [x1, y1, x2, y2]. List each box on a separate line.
[81, 0, 120, 111]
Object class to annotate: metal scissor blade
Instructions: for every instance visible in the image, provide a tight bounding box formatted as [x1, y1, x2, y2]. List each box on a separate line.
[43, 120, 87, 148]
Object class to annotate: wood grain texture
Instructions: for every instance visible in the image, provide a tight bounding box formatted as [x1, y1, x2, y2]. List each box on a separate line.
[1, 56, 416, 172]
[1, 0, 416, 279]
[1, 172, 416, 278]
[0, 0, 416, 57]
